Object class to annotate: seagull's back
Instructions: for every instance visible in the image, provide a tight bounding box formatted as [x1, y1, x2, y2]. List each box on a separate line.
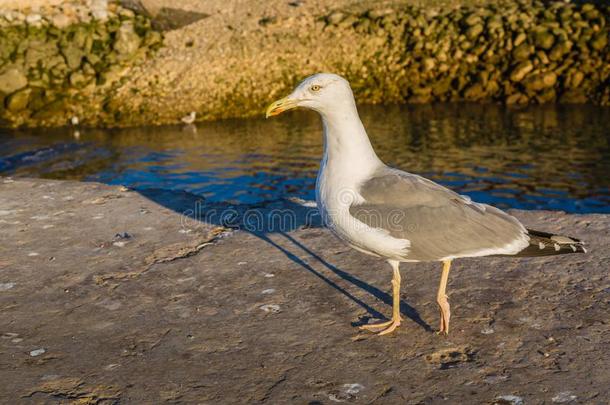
[348, 166, 529, 261]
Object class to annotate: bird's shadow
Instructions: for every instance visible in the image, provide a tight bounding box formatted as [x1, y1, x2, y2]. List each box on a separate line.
[138, 188, 432, 332]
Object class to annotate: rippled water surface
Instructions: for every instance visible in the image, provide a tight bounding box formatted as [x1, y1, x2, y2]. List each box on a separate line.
[1, 104, 609, 213]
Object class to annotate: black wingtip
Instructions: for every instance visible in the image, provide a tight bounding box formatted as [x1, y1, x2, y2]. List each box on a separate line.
[513, 229, 587, 257]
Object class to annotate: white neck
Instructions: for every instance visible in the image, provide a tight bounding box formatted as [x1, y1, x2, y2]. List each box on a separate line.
[319, 103, 383, 181]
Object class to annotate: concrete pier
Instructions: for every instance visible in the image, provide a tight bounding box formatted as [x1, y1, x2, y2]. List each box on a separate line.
[0, 177, 608, 403]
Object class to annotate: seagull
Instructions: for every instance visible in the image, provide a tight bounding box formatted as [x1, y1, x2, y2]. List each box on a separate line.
[181, 111, 197, 124]
[266, 73, 586, 336]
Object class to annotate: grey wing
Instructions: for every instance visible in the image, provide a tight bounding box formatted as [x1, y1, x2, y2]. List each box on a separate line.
[349, 168, 529, 261]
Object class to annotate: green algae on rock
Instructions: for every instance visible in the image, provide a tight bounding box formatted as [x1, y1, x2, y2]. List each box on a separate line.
[0, 4, 162, 128]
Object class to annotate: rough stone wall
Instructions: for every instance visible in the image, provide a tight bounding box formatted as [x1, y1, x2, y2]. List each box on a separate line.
[0, 0, 162, 127]
[338, 1, 609, 106]
[0, 0, 608, 128]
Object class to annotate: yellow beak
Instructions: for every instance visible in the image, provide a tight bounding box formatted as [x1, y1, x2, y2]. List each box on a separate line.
[265, 97, 299, 118]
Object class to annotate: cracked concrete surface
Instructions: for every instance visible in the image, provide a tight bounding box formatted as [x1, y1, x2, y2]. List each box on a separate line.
[0, 177, 608, 403]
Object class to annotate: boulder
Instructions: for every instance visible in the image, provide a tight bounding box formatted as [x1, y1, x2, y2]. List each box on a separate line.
[466, 24, 483, 40]
[566, 70, 584, 89]
[542, 71, 557, 88]
[534, 30, 555, 50]
[121, 1, 209, 31]
[512, 42, 531, 61]
[549, 40, 572, 61]
[50, 13, 72, 28]
[536, 88, 556, 103]
[69, 71, 88, 87]
[114, 22, 141, 56]
[463, 82, 486, 100]
[464, 14, 481, 27]
[61, 44, 84, 70]
[25, 40, 59, 68]
[514, 32, 527, 47]
[590, 34, 608, 51]
[6, 88, 31, 112]
[559, 89, 587, 103]
[0, 67, 28, 94]
[510, 61, 533, 82]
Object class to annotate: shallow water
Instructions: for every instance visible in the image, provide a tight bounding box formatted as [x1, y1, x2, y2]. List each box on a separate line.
[1, 104, 609, 213]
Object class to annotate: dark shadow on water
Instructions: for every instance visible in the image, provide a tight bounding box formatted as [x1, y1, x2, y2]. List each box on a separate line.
[137, 187, 432, 331]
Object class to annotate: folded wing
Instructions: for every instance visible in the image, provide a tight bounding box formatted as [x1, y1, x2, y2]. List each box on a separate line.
[349, 168, 530, 261]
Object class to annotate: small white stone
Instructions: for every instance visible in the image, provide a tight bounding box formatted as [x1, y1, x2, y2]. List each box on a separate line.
[29, 348, 46, 357]
[179, 229, 192, 234]
[261, 289, 276, 294]
[343, 383, 364, 395]
[93, 215, 104, 220]
[11, 338, 23, 343]
[480, 326, 494, 335]
[237, 261, 247, 266]
[92, 9, 108, 21]
[70, 116, 79, 125]
[28, 252, 39, 257]
[112, 241, 126, 248]
[143, 227, 154, 231]
[264, 273, 275, 278]
[51, 13, 71, 28]
[260, 304, 280, 313]
[42, 224, 55, 229]
[496, 395, 524, 405]
[554, 243, 561, 251]
[0, 282, 16, 291]
[25, 14, 42, 24]
[552, 391, 577, 403]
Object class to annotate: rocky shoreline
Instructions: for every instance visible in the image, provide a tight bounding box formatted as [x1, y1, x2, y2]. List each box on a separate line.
[0, 0, 608, 128]
[0, 0, 162, 127]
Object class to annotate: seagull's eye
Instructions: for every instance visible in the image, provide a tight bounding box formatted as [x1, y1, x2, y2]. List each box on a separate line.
[310, 85, 321, 92]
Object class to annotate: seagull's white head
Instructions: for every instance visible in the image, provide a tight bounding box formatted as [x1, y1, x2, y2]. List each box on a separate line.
[265, 73, 355, 118]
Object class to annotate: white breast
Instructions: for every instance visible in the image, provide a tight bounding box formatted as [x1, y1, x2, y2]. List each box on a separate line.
[315, 157, 411, 261]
